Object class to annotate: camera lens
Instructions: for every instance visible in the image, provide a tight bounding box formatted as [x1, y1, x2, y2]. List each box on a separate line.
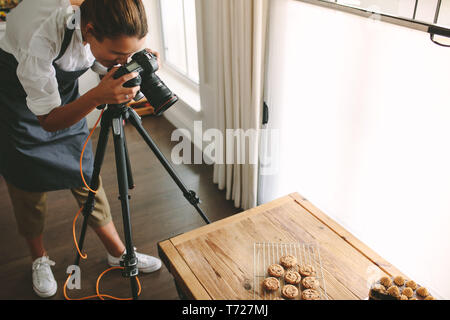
[131, 50, 179, 116]
[139, 73, 178, 116]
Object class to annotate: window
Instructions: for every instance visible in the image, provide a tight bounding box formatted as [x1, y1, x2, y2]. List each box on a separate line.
[159, 0, 200, 84]
[318, 0, 450, 26]
[336, 0, 450, 26]
[299, 1, 450, 46]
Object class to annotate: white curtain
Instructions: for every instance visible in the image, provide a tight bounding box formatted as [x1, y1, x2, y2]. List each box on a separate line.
[212, 0, 269, 210]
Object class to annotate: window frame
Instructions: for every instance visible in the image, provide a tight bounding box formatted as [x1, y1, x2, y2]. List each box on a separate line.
[158, 0, 200, 87]
[296, 0, 450, 45]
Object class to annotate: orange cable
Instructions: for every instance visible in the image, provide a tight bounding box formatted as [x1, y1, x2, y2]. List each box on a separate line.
[72, 109, 104, 260]
[72, 206, 87, 260]
[63, 267, 142, 301]
[79, 109, 104, 194]
[64, 108, 142, 300]
[95, 267, 142, 301]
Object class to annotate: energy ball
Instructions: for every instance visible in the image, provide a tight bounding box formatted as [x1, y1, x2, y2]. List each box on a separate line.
[394, 275, 405, 286]
[387, 285, 400, 298]
[267, 264, 285, 278]
[279, 255, 297, 269]
[402, 287, 414, 298]
[380, 276, 392, 288]
[281, 285, 299, 299]
[298, 264, 317, 277]
[263, 277, 280, 291]
[416, 287, 429, 297]
[284, 270, 302, 285]
[405, 280, 418, 290]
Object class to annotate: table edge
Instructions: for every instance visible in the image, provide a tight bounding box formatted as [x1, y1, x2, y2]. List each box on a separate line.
[158, 239, 212, 300]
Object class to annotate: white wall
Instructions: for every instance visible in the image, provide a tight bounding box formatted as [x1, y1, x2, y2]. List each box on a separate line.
[261, 0, 450, 299]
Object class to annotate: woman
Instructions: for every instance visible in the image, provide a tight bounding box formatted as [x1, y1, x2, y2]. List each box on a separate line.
[0, 0, 161, 298]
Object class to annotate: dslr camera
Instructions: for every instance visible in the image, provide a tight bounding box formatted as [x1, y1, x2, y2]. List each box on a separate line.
[112, 49, 178, 116]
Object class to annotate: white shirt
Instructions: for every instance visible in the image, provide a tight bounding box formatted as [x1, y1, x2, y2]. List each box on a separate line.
[0, 0, 96, 116]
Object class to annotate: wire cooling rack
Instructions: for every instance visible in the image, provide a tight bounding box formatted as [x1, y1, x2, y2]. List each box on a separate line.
[253, 242, 328, 300]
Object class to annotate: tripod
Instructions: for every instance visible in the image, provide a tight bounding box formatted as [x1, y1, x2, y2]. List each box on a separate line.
[74, 103, 211, 300]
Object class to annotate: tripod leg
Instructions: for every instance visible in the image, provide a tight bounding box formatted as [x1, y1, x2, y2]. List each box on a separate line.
[123, 130, 135, 190]
[126, 108, 211, 224]
[111, 116, 139, 300]
[75, 116, 111, 266]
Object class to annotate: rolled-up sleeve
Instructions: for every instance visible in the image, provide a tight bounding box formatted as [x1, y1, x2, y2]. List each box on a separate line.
[16, 53, 62, 116]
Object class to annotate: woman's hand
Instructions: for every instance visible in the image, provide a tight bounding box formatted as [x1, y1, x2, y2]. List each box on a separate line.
[145, 48, 161, 69]
[37, 67, 139, 132]
[91, 67, 141, 105]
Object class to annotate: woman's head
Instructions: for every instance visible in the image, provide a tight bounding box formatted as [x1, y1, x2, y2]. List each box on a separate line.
[80, 0, 148, 68]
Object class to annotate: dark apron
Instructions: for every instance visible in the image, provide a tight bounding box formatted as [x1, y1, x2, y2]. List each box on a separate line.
[0, 26, 94, 192]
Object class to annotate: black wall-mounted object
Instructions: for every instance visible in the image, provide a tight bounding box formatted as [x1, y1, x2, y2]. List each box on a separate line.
[262, 102, 269, 125]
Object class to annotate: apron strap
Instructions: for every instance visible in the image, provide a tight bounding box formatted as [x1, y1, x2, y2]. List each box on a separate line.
[54, 20, 76, 62]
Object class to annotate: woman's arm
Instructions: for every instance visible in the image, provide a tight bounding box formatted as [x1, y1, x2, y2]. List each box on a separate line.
[37, 68, 140, 132]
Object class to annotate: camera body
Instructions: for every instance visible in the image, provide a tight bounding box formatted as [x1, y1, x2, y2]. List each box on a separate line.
[112, 50, 178, 116]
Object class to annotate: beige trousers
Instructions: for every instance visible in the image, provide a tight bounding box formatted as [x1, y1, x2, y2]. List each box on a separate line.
[6, 177, 112, 238]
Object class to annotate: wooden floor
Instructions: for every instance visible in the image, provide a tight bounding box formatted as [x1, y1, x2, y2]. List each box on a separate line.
[0, 115, 242, 300]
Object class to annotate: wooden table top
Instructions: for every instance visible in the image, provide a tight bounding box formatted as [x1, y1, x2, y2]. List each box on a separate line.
[158, 193, 407, 300]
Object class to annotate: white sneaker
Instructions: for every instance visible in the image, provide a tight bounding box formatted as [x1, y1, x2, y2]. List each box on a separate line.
[107, 248, 162, 274]
[31, 256, 57, 298]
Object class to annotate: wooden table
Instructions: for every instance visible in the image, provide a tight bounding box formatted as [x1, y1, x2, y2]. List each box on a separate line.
[158, 193, 407, 300]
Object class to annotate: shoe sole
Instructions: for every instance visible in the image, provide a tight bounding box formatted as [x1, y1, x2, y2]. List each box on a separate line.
[108, 260, 162, 274]
[33, 283, 57, 298]
[139, 261, 162, 273]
